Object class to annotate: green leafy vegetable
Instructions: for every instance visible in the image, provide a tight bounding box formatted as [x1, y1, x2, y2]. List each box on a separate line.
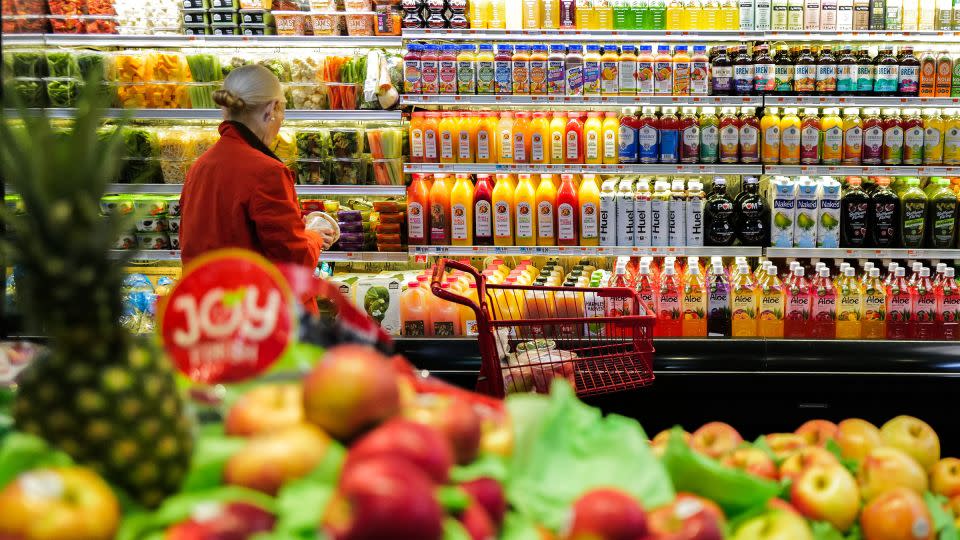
[45, 51, 79, 78]
[0, 432, 73, 490]
[45, 78, 81, 107]
[186, 53, 222, 83]
[13, 79, 46, 108]
[330, 128, 362, 158]
[11, 51, 46, 77]
[76, 52, 107, 81]
[296, 129, 331, 160]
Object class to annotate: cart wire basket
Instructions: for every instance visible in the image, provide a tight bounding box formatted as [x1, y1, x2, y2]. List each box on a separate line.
[430, 259, 656, 399]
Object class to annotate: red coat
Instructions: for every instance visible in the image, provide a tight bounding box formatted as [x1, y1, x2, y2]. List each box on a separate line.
[180, 121, 323, 310]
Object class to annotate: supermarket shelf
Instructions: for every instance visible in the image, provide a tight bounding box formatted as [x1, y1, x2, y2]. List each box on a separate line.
[1, 34, 403, 48]
[763, 30, 960, 42]
[105, 184, 183, 194]
[764, 96, 960, 107]
[403, 163, 763, 175]
[96, 184, 407, 196]
[111, 250, 181, 261]
[765, 248, 960, 260]
[402, 29, 766, 41]
[402, 95, 763, 107]
[6, 108, 402, 122]
[409, 245, 763, 257]
[320, 251, 410, 263]
[764, 165, 960, 176]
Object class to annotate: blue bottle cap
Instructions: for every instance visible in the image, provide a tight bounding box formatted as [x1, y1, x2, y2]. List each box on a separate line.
[459, 44, 476, 52]
[639, 45, 653, 52]
[604, 44, 619, 52]
[515, 44, 530, 52]
[674, 45, 688, 52]
[568, 44, 583, 53]
[532, 44, 548, 53]
[550, 44, 567, 53]
[657, 45, 670, 53]
[693, 45, 707, 53]
[478, 43, 494, 51]
[586, 44, 601, 52]
[621, 44, 635, 52]
[441, 44, 458, 52]
[497, 44, 513, 52]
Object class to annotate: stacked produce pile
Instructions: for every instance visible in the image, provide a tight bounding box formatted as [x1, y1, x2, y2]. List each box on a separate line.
[1, 343, 958, 540]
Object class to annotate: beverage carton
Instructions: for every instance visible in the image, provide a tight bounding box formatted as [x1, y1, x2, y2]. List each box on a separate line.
[616, 178, 635, 246]
[635, 178, 652, 246]
[599, 178, 618, 246]
[817, 178, 841, 247]
[794, 177, 819, 248]
[770, 176, 797, 247]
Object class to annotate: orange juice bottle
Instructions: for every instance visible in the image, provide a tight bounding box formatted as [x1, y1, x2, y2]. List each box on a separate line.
[439, 112, 458, 164]
[557, 173, 579, 246]
[430, 283, 461, 336]
[409, 111, 426, 163]
[513, 111, 532, 164]
[549, 112, 568, 164]
[584, 111, 604, 164]
[579, 173, 601, 246]
[536, 174, 558, 245]
[460, 283, 480, 336]
[492, 173, 515, 245]
[682, 264, 708, 336]
[406, 173, 431, 245]
[529, 111, 550, 164]
[761, 106, 781, 165]
[456, 112, 478, 163]
[401, 281, 431, 337]
[429, 173, 452, 245]
[600, 43, 620, 95]
[757, 265, 785, 338]
[476, 111, 498, 164]
[450, 173, 475, 246]
[514, 173, 537, 246]
[422, 111, 440, 163]
[602, 111, 620, 165]
[497, 111, 515, 164]
[731, 263, 758, 337]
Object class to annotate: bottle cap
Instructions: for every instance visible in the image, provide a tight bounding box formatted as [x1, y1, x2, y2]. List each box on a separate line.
[819, 268, 831, 278]
[870, 268, 880, 277]
[796, 267, 805, 277]
[920, 267, 930, 277]
[896, 268, 905, 277]
[550, 44, 566, 53]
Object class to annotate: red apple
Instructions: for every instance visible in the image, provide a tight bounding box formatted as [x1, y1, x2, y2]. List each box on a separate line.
[880, 416, 941, 471]
[224, 424, 332, 495]
[947, 495, 960, 521]
[563, 488, 647, 540]
[302, 344, 400, 442]
[796, 420, 838, 447]
[165, 502, 276, 540]
[323, 457, 444, 540]
[460, 496, 497, 540]
[691, 422, 743, 459]
[344, 418, 454, 484]
[652, 430, 690, 458]
[731, 509, 814, 540]
[931, 458, 960, 498]
[766, 433, 809, 461]
[461, 478, 507, 529]
[648, 494, 725, 540]
[768, 499, 800, 516]
[779, 447, 840, 483]
[722, 448, 779, 480]
[860, 487, 935, 540]
[791, 465, 861, 532]
[858, 447, 929, 502]
[0, 467, 120, 540]
[836, 419, 884, 463]
[224, 383, 303, 437]
[406, 396, 483, 465]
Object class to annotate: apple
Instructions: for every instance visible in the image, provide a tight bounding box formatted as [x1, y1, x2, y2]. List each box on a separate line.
[790, 464, 861, 532]
[948, 495, 960, 521]
[480, 411, 513, 458]
[691, 422, 743, 459]
[836, 419, 884, 463]
[344, 418, 454, 484]
[652, 430, 691, 457]
[721, 448, 779, 481]
[766, 434, 809, 461]
[165, 502, 276, 540]
[302, 344, 401, 442]
[323, 457, 444, 540]
[563, 488, 647, 540]
[931, 458, 960, 498]
[461, 478, 507, 529]
[647, 493, 725, 540]
[224, 424, 332, 495]
[779, 447, 840, 483]
[858, 447, 929, 501]
[796, 420, 838, 447]
[731, 510, 814, 540]
[880, 416, 941, 471]
[460, 496, 497, 540]
[224, 383, 303, 437]
[0, 467, 120, 540]
[768, 498, 800, 516]
[406, 395, 483, 465]
[860, 487, 935, 540]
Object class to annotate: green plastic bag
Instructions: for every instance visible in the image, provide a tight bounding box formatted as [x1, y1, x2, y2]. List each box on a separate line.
[504, 380, 674, 532]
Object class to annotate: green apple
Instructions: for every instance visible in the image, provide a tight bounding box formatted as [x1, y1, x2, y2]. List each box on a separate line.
[732, 510, 814, 540]
[880, 416, 940, 471]
[791, 464, 861, 532]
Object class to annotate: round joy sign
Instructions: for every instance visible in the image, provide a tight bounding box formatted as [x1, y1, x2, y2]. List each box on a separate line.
[159, 249, 296, 384]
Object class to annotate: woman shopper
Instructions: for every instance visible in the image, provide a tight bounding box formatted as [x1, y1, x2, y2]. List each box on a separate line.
[180, 65, 335, 311]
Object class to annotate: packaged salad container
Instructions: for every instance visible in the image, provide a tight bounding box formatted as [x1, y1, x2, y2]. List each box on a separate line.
[241, 24, 275, 34]
[11, 78, 45, 107]
[329, 128, 364, 159]
[160, 159, 189, 184]
[330, 158, 365, 185]
[43, 77, 82, 108]
[295, 128, 331, 160]
[181, 9, 209, 25]
[344, 10, 373, 35]
[239, 9, 273, 24]
[211, 0, 240, 7]
[181, 0, 209, 8]
[308, 11, 344, 36]
[46, 51, 79, 78]
[76, 51, 113, 81]
[8, 50, 47, 78]
[371, 157, 403, 186]
[137, 232, 171, 250]
[209, 9, 240, 24]
[100, 195, 134, 215]
[211, 24, 241, 35]
[294, 159, 330, 185]
[133, 196, 168, 218]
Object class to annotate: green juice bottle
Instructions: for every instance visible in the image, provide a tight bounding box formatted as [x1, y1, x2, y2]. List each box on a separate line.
[927, 177, 959, 248]
[899, 178, 928, 248]
[648, 0, 667, 29]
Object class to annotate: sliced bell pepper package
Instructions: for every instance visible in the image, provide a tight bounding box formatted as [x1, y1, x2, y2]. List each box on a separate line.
[48, 13, 84, 32]
[47, 0, 84, 15]
[85, 0, 116, 15]
[81, 14, 117, 33]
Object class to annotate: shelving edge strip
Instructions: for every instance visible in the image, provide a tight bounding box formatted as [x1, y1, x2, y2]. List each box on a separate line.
[4, 109, 402, 122]
[764, 165, 960, 176]
[401, 29, 959, 42]
[3, 34, 403, 48]
[765, 248, 960, 260]
[402, 95, 764, 106]
[403, 163, 764, 175]
[409, 245, 764, 257]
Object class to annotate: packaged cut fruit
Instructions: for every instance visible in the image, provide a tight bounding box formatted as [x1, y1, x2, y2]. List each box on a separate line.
[153, 51, 192, 82]
[47, 0, 83, 15]
[113, 51, 157, 83]
[374, 222, 401, 234]
[11, 0, 47, 15]
[47, 14, 84, 33]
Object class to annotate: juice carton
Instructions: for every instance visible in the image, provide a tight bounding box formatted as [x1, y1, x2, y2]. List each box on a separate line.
[794, 177, 819, 248]
[770, 176, 797, 248]
[817, 178, 841, 248]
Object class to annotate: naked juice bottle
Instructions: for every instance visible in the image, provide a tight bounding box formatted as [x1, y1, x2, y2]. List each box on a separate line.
[536, 174, 557, 245]
[450, 173, 475, 246]
[550, 112, 568, 164]
[492, 173, 515, 245]
[473, 174, 494, 245]
[514, 173, 537, 246]
[557, 174, 580, 245]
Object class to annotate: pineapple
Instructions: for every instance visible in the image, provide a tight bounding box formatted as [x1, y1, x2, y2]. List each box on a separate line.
[0, 84, 194, 507]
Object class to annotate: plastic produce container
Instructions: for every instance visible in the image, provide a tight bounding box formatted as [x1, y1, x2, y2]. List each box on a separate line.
[47, 0, 84, 15]
[286, 82, 327, 110]
[372, 158, 403, 185]
[309, 11, 344, 35]
[209, 10, 240, 24]
[181, 9, 209, 25]
[296, 128, 331, 159]
[330, 158, 365, 185]
[80, 14, 117, 33]
[160, 160, 189, 184]
[17, 15, 49, 33]
[325, 82, 359, 110]
[45, 51, 79, 78]
[113, 51, 157, 83]
[85, 0, 117, 15]
[44, 77, 81, 108]
[181, 0, 210, 8]
[12, 78, 47, 108]
[76, 51, 113, 81]
[210, 0, 240, 7]
[241, 24, 275, 34]
[344, 11, 373, 35]
[183, 24, 211, 35]
[273, 11, 309, 35]
[8, 50, 46, 78]
[47, 14, 84, 33]
[11, 0, 47, 16]
[137, 232, 171, 250]
[294, 159, 330, 185]
[365, 127, 403, 159]
[212, 24, 241, 34]
[329, 128, 364, 158]
[374, 4, 401, 35]
[239, 9, 273, 24]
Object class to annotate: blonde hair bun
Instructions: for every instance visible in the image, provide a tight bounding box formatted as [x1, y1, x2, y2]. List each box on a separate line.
[214, 64, 283, 116]
[212, 89, 246, 112]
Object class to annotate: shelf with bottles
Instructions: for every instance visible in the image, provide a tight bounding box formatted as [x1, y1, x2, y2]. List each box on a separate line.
[400, 30, 765, 41]
[765, 247, 960, 260]
[401, 95, 764, 106]
[404, 163, 764, 174]
[765, 165, 960, 176]
[764, 96, 960, 107]
[409, 245, 764, 257]
[80, 184, 410, 196]
[761, 30, 960, 42]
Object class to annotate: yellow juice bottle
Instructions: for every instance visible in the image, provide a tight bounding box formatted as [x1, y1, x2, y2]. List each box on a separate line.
[461, 283, 480, 336]
[492, 173, 515, 245]
[681, 0, 699, 29]
[456, 112, 479, 163]
[595, 0, 614, 29]
[578, 174, 601, 246]
[536, 174, 558, 246]
[450, 173, 475, 246]
[761, 107, 782, 165]
[476, 111, 498, 164]
[529, 111, 550, 164]
[861, 267, 887, 339]
[779, 107, 802, 165]
[682, 264, 708, 336]
[666, 0, 684, 29]
[602, 111, 620, 165]
[497, 111, 515, 164]
[836, 267, 862, 338]
[821, 107, 844, 165]
[549, 112, 568, 164]
[922, 108, 945, 165]
[757, 265, 785, 338]
[514, 174, 537, 246]
[731, 264, 758, 337]
[720, 0, 738, 29]
[944, 109, 960, 166]
[584, 111, 604, 164]
[438, 111, 458, 164]
[522, 0, 542, 28]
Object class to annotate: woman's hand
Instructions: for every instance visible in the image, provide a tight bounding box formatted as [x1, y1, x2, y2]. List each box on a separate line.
[304, 211, 340, 251]
[318, 228, 337, 251]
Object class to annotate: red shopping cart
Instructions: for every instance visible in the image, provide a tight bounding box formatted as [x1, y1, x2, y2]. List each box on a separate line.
[431, 259, 656, 399]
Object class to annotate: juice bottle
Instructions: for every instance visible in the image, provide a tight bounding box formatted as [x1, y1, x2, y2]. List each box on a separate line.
[602, 111, 620, 165]
[559, 0, 576, 27]
[862, 267, 887, 339]
[409, 111, 426, 163]
[613, 0, 634, 28]
[403, 44, 423, 95]
[619, 45, 638, 95]
[874, 46, 899, 96]
[682, 265, 708, 336]
[821, 107, 843, 165]
[650, 0, 668, 27]
[638, 107, 661, 163]
[794, 45, 817, 95]
[407, 173, 431, 245]
[429, 173, 452, 245]
[816, 45, 838, 95]
[881, 108, 904, 165]
[637, 45, 656, 95]
[934, 51, 953, 97]
[679, 107, 700, 164]
[779, 107, 802, 165]
[836, 46, 857, 94]
[900, 177, 927, 248]
[401, 281, 431, 337]
[656, 266, 682, 337]
[711, 46, 734, 96]
[529, 112, 550, 164]
[699, 107, 720, 163]
[911, 267, 938, 339]
[522, 0, 542, 27]
[919, 50, 938, 97]
[800, 108, 822, 165]
[579, 174, 601, 246]
[773, 44, 794, 94]
[566, 44, 585, 96]
[718, 108, 741, 163]
[528, 44, 548, 95]
[861, 107, 883, 165]
[583, 44, 603, 96]
[488, 0, 506, 27]
[702, 0, 721, 26]
[456, 112, 479, 164]
[870, 177, 901, 247]
[475, 44, 496, 94]
[684, 0, 702, 28]
[707, 262, 732, 336]
[578, 0, 598, 28]
[668, 179, 688, 246]
[886, 266, 910, 339]
[841, 177, 869, 247]
[733, 46, 754, 96]
[841, 107, 863, 165]
[514, 173, 537, 246]
[460, 283, 480, 336]
[705, 177, 736, 245]
[512, 45, 530, 95]
[550, 112, 568, 164]
[753, 43, 775, 94]
[584, 111, 604, 164]
[476, 112, 497, 164]
[600, 44, 620, 95]
[492, 173, 515, 245]
[731, 264, 758, 337]
[497, 112, 515, 163]
[937, 267, 960, 340]
[761, 106, 782, 164]
[536, 174, 557, 245]
[450, 173, 475, 246]
[494, 44, 513, 95]
[439, 111, 458, 164]
[856, 48, 875, 96]
[469, 0, 490, 28]
[438, 44, 459, 95]
[898, 46, 921, 97]
[636, 262, 658, 320]
[757, 265, 785, 338]
[565, 112, 586, 164]
[784, 267, 812, 338]
[548, 44, 567, 95]
[944, 109, 960, 165]
[430, 283, 460, 336]
[690, 45, 710, 96]
[659, 107, 680, 163]
[654, 46, 674, 95]
[672, 45, 692, 95]
[421, 44, 440, 94]
[512, 111, 531, 163]
[772, 0, 788, 28]
[808, 267, 836, 339]
[421, 112, 440, 164]
[922, 108, 945, 165]
[836, 267, 862, 338]
[473, 174, 494, 245]
[928, 177, 958, 248]
[557, 174, 580, 246]
[902, 108, 925, 164]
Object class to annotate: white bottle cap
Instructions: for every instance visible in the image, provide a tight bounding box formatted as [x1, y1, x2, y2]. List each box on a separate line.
[790, 261, 801, 271]
[796, 267, 805, 277]
[913, 262, 923, 271]
[870, 268, 880, 277]
[896, 268, 906, 277]
[769, 265, 778, 275]
[844, 267, 855, 277]
[664, 266, 676, 275]
[937, 263, 947, 273]
[920, 267, 930, 277]
[819, 268, 831, 278]
[671, 179, 686, 191]
[946, 268, 955, 278]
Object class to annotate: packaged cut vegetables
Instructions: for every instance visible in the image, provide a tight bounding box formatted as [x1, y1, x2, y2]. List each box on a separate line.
[46, 51, 79, 78]
[44, 78, 81, 107]
[330, 128, 363, 158]
[47, 0, 84, 15]
[365, 126, 402, 159]
[85, 0, 117, 15]
[296, 128, 332, 160]
[13, 78, 46, 108]
[186, 53, 221, 82]
[76, 51, 111, 80]
[8, 51, 46, 78]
